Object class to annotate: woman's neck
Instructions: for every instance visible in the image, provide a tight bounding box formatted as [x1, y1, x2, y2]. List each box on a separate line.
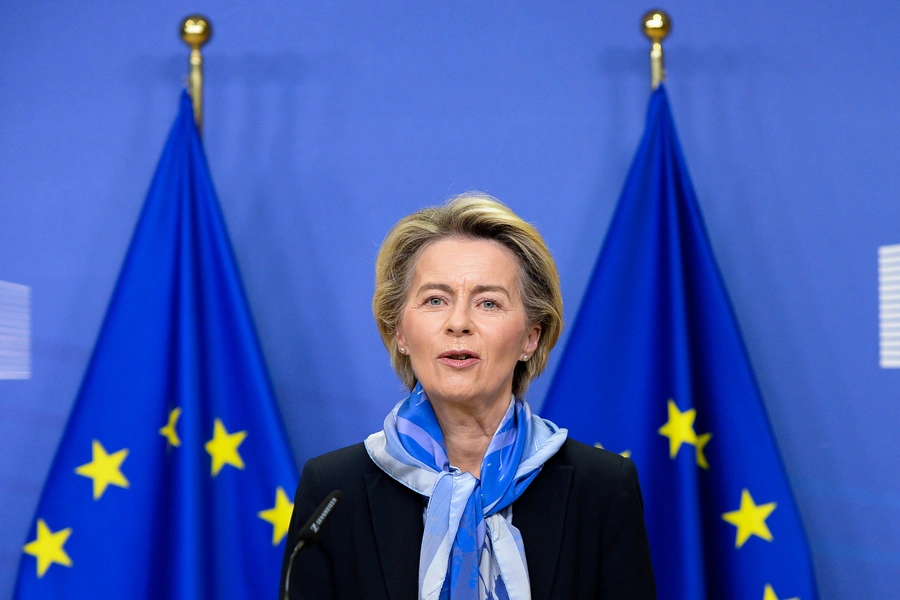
[429, 394, 512, 478]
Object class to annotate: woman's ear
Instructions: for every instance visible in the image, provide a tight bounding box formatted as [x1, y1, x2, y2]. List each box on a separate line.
[524, 324, 541, 356]
[394, 325, 407, 350]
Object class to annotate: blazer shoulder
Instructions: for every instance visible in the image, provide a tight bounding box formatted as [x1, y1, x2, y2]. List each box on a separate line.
[549, 438, 640, 491]
[301, 442, 380, 492]
[306, 441, 373, 471]
[551, 437, 633, 470]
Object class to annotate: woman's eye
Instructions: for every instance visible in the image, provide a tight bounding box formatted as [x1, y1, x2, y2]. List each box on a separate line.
[482, 300, 496, 309]
[427, 297, 443, 306]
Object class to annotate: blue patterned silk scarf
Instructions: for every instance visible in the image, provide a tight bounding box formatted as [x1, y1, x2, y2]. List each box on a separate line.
[365, 384, 567, 600]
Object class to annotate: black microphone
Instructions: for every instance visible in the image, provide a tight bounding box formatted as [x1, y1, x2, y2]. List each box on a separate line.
[282, 490, 342, 600]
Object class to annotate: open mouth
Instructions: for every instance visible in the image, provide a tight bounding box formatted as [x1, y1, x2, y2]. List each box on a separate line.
[438, 351, 480, 366]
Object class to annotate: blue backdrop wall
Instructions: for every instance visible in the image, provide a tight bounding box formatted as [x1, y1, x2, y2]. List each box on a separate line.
[2, 1, 898, 598]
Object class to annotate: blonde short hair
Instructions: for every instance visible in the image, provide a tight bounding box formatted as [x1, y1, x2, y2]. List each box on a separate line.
[372, 192, 563, 398]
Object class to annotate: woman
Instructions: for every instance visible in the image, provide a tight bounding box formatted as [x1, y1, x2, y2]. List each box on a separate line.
[281, 193, 655, 599]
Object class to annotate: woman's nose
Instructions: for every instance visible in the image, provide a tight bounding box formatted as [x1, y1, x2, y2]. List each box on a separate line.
[445, 302, 472, 335]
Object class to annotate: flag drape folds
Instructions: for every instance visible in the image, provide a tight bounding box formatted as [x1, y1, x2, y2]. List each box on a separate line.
[541, 86, 817, 600]
[15, 92, 298, 599]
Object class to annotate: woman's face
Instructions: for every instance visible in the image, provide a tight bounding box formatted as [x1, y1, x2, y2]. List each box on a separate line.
[395, 237, 540, 410]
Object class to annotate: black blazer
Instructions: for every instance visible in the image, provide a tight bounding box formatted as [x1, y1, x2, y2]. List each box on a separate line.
[281, 438, 656, 599]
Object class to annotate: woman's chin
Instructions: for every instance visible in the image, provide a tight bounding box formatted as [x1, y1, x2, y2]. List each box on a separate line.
[423, 381, 510, 411]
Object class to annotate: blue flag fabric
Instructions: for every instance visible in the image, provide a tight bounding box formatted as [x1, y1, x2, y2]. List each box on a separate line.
[15, 91, 298, 599]
[541, 86, 817, 600]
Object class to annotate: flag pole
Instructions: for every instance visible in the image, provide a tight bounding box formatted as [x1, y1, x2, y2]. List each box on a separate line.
[641, 9, 671, 90]
[180, 15, 213, 133]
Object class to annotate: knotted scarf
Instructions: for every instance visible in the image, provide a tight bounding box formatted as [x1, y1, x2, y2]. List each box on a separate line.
[365, 384, 567, 600]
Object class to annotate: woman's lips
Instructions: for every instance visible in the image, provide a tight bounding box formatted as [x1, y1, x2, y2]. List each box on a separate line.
[438, 350, 480, 368]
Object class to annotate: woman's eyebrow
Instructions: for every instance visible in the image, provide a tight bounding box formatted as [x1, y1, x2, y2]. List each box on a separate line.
[472, 285, 510, 298]
[416, 283, 454, 294]
[415, 283, 511, 298]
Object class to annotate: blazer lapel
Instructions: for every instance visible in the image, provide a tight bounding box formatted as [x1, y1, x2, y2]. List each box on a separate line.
[513, 461, 574, 600]
[365, 471, 425, 600]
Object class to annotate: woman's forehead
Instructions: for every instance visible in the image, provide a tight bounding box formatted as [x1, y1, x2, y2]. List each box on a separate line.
[409, 238, 521, 290]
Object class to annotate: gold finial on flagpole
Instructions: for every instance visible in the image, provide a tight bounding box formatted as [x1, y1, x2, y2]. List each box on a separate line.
[180, 15, 213, 133]
[642, 10, 671, 90]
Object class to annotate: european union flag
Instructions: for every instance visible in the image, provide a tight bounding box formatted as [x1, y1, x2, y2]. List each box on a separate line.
[15, 91, 298, 599]
[541, 86, 817, 599]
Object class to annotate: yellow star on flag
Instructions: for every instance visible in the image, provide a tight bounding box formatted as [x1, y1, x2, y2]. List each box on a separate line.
[159, 407, 182, 447]
[695, 432, 712, 470]
[721, 488, 777, 548]
[658, 399, 698, 456]
[258, 486, 294, 545]
[762, 583, 800, 600]
[22, 519, 72, 577]
[657, 399, 712, 468]
[205, 418, 247, 476]
[74, 440, 130, 500]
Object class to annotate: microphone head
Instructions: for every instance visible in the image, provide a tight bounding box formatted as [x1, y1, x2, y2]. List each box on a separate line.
[297, 490, 342, 545]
